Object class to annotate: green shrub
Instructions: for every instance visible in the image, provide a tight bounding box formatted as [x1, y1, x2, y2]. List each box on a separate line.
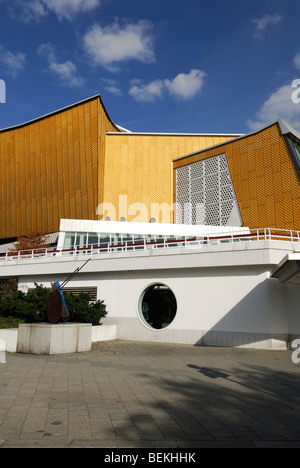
[64, 291, 107, 326]
[0, 282, 107, 325]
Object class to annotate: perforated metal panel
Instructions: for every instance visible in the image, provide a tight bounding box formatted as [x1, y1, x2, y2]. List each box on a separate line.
[176, 154, 242, 226]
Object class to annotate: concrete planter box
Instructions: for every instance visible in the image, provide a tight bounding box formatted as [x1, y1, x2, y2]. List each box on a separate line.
[91, 324, 117, 342]
[0, 328, 18, 352]
[17, 323, 92, 355]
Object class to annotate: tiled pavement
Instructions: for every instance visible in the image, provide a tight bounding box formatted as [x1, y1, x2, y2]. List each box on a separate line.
[0, 340, 300, 448]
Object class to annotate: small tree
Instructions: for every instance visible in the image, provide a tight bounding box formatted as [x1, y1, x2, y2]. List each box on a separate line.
[0, 279, 17, 302]
[11, 232, 50, 252]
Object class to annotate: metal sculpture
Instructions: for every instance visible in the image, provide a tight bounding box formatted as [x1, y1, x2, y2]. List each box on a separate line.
[47, 258, 91, 324]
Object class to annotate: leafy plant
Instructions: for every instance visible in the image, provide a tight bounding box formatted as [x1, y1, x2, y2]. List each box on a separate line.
[63, 291, 107, 326]
[0, 282, 107, 326]
[10, 232, 50, 252]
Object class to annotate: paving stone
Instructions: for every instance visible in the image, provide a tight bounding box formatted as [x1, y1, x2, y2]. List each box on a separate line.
[0, 340, 300, 448]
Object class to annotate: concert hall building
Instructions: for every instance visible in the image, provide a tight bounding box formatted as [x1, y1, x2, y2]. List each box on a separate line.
[1, 94, 300, 351]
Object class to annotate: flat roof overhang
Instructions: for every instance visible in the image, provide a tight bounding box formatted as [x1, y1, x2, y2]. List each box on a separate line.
[271, 252, 300, 284]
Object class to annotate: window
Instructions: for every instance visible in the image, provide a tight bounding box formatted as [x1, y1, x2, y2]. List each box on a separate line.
[290, 138, 300, 164]
[285, 135, 300, 180]
[138, 283, 177, 330]
[87, 233, 99, 248]
[64, 232, 76, 249]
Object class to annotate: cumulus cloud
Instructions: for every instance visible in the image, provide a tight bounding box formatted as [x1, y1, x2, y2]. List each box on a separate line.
[41, 0, 100, 21]
[252, 13, 283, 39]
[129, 69, 206, 103]
[247, 52, 300, 132]
[247, 85, 300, 131]
[129, 79, 164, 103]
[101, 78, 123, 96]
[164, 69, 206, 100]
[37, 42, 84, 87]
[83, 20, 155, 71]
[6, 0, 100, 22]
[0, 45, 26, 77]
[294, 53, 300, 71]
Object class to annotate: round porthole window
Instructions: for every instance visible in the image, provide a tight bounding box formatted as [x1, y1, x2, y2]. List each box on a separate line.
[138, 283, 177, 330]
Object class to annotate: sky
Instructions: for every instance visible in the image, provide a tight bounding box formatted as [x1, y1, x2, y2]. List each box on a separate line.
[0, 0, 300, 134]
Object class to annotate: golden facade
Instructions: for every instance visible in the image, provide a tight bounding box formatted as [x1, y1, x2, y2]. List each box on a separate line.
[1, 94, 300, 239]
[104, 133, 237, 223]
[173, 121, 300, 231]
[0, 95, 238, 238]
[0, 96, 118, 239]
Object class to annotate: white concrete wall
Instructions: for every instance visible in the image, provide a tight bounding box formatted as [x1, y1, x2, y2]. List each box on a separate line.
[2, 241, 299, 350]
[0, 329, 18, 352]
[17, 265, 290, 349]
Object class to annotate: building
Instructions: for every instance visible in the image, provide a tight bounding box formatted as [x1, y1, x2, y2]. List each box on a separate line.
[174, 119, 300, 231]
[0, 95, 239, 241]
[1, 95, 300, 351]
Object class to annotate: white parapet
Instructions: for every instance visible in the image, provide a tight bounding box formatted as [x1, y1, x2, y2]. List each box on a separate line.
[91, 324, 117, 342]
[17, 322, 92, 355]
[0, 329, 18, 352]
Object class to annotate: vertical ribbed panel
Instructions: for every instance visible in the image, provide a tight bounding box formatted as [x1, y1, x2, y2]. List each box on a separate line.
[173, 123, 300, 231]
[104, 134, 238, 223]
[0, 96, 118, 239]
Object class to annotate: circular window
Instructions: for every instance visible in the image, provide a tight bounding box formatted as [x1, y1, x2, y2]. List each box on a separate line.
[138, 283, 177, 330]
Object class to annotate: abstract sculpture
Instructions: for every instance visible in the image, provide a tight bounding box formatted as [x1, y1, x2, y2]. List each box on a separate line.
[47, 258, 91, 324]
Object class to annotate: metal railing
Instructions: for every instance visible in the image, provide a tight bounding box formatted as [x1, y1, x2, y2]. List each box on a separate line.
[0, 228, 300, 262]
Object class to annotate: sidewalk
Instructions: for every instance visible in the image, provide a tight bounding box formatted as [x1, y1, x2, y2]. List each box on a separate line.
[0, 340, 300, 448]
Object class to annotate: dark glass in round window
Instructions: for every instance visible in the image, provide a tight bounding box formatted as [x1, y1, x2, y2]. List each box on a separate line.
[139, 284, 177, 330]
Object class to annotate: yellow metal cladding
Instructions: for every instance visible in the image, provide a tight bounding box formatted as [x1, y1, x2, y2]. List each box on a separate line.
[0, 96, 118, 239]
[173, 122, 300, 231]
[104, 133, 238, 223]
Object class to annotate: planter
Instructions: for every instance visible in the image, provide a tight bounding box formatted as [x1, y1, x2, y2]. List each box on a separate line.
[17, 322, 92, 355]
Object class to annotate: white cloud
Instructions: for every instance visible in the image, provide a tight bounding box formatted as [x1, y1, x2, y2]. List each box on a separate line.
[37, 42, 84, 87]
[83, 20, 155, 71]
[41, 0, 100, 21]
[247, 52, 300, 131]
[0, 46, 26, 77]
[247, 84, 300, 132]
[164, 69, 206, 100]
[129, 79, 164, 103]
[252, 13, 283, 39]
[6, 0, 100, 22]
[5, 0, 47, 23]
[129, 69, 206, 103]
[101, 78, 123, 96]
[294, 53, 300, 71]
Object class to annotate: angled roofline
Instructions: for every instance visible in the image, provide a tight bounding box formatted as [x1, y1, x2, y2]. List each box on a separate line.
[0, 94, 121, 134]
[107, 131, 242, 137]
[173, 119, 300, 163]
[278, 118, 300, 141]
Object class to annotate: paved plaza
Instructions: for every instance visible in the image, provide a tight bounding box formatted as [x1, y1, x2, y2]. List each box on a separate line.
[0, 340, 300, 448]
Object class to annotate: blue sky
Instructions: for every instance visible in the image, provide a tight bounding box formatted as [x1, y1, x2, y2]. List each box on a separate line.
[0, 0, 300, 134]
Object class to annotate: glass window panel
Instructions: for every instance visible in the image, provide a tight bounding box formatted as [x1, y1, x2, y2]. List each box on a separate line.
[64, 232, 76, 249]
[75, 233, 87, 249]
[87, 233, 99, 247]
